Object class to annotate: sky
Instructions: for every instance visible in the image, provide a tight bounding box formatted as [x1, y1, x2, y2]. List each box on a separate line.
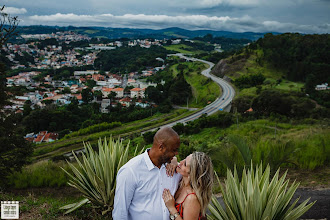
[2, 0, 330, 34]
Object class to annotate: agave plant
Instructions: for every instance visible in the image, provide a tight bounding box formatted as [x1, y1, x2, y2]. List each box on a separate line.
[208, 163, 315, 220]
[60, 137, 143, 215]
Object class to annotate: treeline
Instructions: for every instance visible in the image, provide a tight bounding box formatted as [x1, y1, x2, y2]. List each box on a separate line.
[253, 33, 329, 83]
[195, 34, 251, 51]
[94, 46, 168, 73]
[249, 33, 330, 107]
[233, 88, 330, 119]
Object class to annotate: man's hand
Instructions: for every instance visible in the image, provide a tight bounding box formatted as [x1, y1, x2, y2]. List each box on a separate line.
[166, 156, 178, 176]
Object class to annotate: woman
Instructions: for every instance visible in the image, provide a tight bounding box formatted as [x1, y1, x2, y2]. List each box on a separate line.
[162, 152, 214, 220]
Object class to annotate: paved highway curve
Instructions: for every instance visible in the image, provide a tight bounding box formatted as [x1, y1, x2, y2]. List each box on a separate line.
[161, 53, 236, 128]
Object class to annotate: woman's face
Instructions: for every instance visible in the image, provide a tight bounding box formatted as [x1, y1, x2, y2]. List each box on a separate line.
[176, 154, 192, 177]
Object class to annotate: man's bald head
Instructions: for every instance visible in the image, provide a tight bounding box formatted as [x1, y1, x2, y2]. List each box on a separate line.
[153, 127, 179, 145]
[150, 127, 180, 167]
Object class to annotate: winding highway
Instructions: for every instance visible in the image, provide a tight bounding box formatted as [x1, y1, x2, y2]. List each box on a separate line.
[61, 54, 235, 158]
[160, 53, 236, 127]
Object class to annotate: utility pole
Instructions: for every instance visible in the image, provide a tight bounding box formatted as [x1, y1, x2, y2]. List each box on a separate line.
[187, 97, 189, 109]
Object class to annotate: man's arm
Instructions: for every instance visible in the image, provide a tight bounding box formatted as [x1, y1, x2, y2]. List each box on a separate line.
[112, 166, 136, 220]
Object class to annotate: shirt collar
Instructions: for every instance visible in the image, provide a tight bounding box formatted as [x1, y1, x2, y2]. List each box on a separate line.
[143, 148, 165, 171]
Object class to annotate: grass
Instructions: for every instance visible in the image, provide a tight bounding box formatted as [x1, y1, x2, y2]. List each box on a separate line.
[32, 109, 197, 161]
[225, 49, 305, 96]
[0, 187, 109, 220]
[164, 44, 205, 55]
[8, 160, 71, 189]
[84, 30, 99, 34]
[161, 118, 330, 175]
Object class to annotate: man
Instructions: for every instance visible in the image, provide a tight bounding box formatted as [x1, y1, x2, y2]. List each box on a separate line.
[112, 127, 181, 220]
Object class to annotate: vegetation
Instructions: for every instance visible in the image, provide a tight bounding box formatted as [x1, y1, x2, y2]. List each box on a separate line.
[250, 33, 330, 107]
[61, 137, 143, 216]
[32, 109, 194, 160]
[208, 164, 315, 220]
[0, 6, 33, 188]
[146, 61, 220, 108]
[94, 46, 168, 73]
[8, 160, 71, 188]
[170, 115, 330, 176]
[194, 34, 251, 51]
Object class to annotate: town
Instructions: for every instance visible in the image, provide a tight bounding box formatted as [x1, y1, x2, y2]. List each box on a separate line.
[3, 31, 177, 143]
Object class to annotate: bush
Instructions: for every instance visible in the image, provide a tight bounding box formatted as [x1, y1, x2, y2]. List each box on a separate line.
[8, 161, 70, 188]
[208, 164, 315, 220]
[61, 137, 143, 215]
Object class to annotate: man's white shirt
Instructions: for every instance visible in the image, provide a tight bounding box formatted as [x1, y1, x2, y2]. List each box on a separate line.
[112, 149, 181, 220]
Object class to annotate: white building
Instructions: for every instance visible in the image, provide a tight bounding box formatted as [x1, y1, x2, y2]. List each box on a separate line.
[315, 83, 329, 90]
[130, 88, 145, 99]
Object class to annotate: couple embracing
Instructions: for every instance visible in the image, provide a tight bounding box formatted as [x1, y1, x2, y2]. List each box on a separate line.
[112, 127, 214, 220]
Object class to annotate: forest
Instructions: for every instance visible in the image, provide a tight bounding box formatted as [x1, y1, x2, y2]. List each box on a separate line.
[252, 33, 330, 107]
[93, 46, 168, 73]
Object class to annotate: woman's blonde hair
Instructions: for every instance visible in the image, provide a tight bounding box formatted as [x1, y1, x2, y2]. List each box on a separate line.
[189, 152, 214, 216]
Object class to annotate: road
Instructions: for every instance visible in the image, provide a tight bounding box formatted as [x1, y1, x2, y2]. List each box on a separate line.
[63, 54, 235, 157]
[161, 54, 235, 127]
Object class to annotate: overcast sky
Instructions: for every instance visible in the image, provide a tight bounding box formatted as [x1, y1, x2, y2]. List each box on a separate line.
[2, 0, 330, 34]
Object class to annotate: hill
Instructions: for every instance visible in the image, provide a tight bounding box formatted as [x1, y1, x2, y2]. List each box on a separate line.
[14, 26, 271, 40]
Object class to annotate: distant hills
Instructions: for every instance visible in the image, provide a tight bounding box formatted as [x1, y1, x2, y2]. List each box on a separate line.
[16, 26, 275, 41]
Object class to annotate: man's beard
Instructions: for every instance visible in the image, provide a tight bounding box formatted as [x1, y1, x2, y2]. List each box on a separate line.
[159, 154, 171, 165]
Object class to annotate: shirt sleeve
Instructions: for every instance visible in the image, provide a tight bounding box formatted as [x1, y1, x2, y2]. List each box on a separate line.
[112, 166, 137, 220]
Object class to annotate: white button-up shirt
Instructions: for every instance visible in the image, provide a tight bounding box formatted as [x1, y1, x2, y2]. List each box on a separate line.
[112, 149, 181, 220]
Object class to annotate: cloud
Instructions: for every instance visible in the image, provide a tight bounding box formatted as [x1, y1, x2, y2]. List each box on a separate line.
[200, 0, 259, 7]
[2, 7, 27, 15]
[26, 13, 330, 34]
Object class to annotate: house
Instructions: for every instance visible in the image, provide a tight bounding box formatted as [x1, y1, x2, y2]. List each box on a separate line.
[135, 99, 150, 108]
[92, 74, 105, 81]
[43, 132, 59, 143]
[112, 88, 124, 98]
[33, 131, 59, 144]
[100, 99, 111, 113]
[127, 79, 137, 87]
[119, 97, 132, 107]
[130, 88, 145, 99]
[315, 83, 329, 90]
[102, 87, 113, 98]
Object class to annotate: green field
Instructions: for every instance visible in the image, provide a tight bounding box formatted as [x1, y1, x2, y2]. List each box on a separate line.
[164, 44, 205, 55]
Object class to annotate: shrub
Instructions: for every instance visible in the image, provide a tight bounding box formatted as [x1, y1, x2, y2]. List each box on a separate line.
[61, 137, 143, 215]
[8, 161, 70, 188]
[208, 164, 315, 220]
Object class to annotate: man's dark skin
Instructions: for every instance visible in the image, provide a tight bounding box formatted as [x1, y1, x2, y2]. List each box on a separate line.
[148, 127, 180, 168]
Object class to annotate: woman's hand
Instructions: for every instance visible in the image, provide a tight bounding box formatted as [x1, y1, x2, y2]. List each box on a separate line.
[162, 189, 176, 211]
[166, 157, 178, 177]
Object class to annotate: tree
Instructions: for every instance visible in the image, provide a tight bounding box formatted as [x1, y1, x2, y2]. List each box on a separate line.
[62, 87, 71, 94]
[93, 90, 102, 101]
[82, 88, 93, 103]
[145, 86, 163, 104]
[0, 6, 19, 46]
[107, 91, 117, 100]
[0, 6, 33, 187]
[85, 79, 96, 89]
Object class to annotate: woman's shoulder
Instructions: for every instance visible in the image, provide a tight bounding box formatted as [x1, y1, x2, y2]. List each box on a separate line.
[183, 191, 200, 210]
[185, 191, 198, 203]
